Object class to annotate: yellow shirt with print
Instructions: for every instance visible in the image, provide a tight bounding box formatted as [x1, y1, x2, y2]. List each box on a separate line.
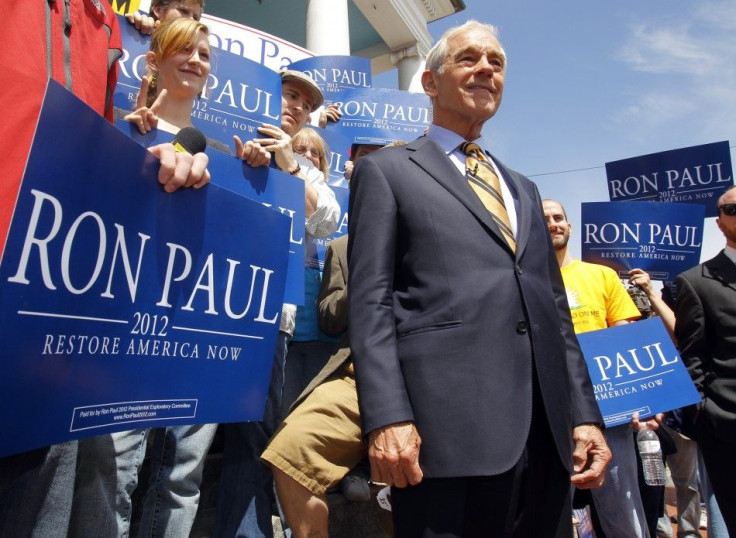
[560, 259, 641, 334]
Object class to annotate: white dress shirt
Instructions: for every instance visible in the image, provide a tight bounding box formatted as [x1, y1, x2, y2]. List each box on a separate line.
[425, 125, 518, 239]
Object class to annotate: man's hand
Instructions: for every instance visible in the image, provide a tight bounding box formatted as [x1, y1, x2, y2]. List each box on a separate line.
[125, 12, 159, 35]
[570, 423, 611, 489]
[251, 123, 297, 172]
[233, 136, 271, 168]
[628, 268, 655, 297]
[318, 103, 341, 128]
[343, 160, 354, 181]
[368, 421, 423, 488]
[148, 144, 210, 192]
[631, 411, 664, 431]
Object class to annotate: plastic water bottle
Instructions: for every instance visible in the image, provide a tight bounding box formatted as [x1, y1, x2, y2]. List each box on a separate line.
[637, 426, 666, 486]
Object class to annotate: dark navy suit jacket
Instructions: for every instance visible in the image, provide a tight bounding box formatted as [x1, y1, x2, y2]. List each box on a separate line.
[347, 136, 601, 478]
[676, 251, 736, 442]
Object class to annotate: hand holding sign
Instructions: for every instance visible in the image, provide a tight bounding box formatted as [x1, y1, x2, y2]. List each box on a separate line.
[318, 103, 341, 128]
[0, 81, 291, 456]
[630, 410, 663, 431]
[233, 136, 272, 168]
[125, 11, 158, 35]
[627, 268, 656, 297]
[252, 123, 299, 173]
[148, 142, 210, 192]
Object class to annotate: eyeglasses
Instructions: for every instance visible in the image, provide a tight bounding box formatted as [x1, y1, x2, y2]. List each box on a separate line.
[719, 203, 736, 216]
[294, 146, 323, 160]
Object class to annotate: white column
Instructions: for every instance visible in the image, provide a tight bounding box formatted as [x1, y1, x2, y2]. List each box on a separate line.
[390, 45, 424, 92]
[306, 0, 350, 55]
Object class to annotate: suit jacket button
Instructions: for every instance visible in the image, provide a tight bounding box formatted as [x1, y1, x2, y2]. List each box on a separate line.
[516, 321, 528, 334]
[515, 264, 523, 275]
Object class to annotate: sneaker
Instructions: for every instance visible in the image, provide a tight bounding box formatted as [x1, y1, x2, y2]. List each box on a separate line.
[340, 474, 371, 502]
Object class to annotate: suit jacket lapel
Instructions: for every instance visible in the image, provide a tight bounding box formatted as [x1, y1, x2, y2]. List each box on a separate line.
[705, 251, 736, 292]
[407, 138, 514, 255]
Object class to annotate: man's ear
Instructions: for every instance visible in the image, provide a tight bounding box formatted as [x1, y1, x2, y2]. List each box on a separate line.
[421, 70, 438, 98]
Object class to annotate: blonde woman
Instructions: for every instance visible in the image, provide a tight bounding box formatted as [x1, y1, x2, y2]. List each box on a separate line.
[72, 18, 218, 538]
[123, 17, 229, 156]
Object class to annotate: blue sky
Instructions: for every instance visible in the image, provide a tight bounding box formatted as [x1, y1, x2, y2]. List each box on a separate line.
[380, 0, 735, 260]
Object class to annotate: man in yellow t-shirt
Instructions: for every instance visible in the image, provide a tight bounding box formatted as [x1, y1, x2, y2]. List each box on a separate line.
[543, 199, 646, 537]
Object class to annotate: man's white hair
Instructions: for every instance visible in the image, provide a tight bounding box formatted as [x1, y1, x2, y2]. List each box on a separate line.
[424, 20, 506, 75]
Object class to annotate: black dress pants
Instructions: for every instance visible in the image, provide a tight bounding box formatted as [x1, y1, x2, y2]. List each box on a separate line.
[391, 385, 572, 538]
[697, 426, 736, 536]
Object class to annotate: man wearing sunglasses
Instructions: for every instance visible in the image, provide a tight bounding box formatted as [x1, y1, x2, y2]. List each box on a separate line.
[674, 185, 736, 535]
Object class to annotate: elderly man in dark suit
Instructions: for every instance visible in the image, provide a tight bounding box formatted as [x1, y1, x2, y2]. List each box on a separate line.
[348, 20, 611, 536]
[675, 184, 736, 535]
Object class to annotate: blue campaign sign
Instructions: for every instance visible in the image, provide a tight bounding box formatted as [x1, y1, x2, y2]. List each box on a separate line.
[581, 201, 704, 281]
[289, 56, 372, 104]
[327, 87, 430, 147]
[321, 128, 352, 188]
[306, 186, 349, 271]
[116, 121, 306, 305]
[206, 150, 306, 305]
[115, 15, 282, 147]
[606, 141, 733, 217]
[0, 80, 290, 457]
[114, 14, 150, 109]
[576, 318, 701, 427]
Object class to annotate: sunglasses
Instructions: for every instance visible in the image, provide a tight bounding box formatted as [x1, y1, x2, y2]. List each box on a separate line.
[719, 203, 736, 216]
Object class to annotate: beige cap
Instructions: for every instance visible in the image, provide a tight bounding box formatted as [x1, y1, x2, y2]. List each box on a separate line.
[279, 69, 324, 110]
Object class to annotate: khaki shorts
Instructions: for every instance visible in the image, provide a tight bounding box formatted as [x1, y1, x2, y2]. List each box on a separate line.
[261, 363, 365, 495]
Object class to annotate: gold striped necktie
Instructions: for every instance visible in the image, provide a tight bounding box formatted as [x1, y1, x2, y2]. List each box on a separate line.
[461, 142, 516, 253]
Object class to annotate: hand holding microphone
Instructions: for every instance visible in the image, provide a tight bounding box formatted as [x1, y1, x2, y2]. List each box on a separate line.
[149, 126, 210, 193]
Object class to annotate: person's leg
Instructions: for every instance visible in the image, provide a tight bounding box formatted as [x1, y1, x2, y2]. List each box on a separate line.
[138, 424, 218, 538]
[636, 466, 665, 538]
[391, 477, 497, 538]
[262, 331, 291, 435]
[698, 448, 728, 538]
[273, 467, 328, 538]
[263, 365, 365, 538]
[390, 375, 572, 538]
[696, 431, 736, 536]
[214, 332, 291, 538]
[215, 421, 274, 538]
[656, 510, 674, 538]
[280, 341, 305, 423]
[71, 429, 149, 537]
[390, 443, 570, 538]
[0, 441, 77, 538]
[512, 380, 573, 538]
[634, 428, 667, 537]
[661, 425, 700, 537]
[590, 424, 650, 538]
[280, 341, 336, 422]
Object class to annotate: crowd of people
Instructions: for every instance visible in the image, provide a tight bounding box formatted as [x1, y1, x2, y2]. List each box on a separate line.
[0, 2, 733, 538]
